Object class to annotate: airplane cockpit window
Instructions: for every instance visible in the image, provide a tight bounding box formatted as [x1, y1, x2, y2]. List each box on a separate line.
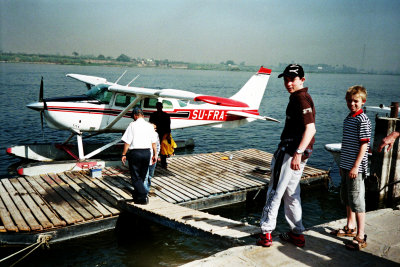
[86, 84, 112, 104]
[115, 94, 141, 108]
[162, 100, 173, 109]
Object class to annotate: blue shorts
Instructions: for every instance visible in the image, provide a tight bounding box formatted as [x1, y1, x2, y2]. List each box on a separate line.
[340, 169, 366, 213]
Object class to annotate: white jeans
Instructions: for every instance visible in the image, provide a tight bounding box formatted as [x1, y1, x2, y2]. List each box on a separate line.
[260, 152, 306, 234]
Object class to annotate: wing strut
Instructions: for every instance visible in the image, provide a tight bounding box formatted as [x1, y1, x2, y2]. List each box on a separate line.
[103, 97, 142, 130]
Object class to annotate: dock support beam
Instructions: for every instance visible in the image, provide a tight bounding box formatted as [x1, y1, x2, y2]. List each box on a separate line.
[369, 102, 400, 208]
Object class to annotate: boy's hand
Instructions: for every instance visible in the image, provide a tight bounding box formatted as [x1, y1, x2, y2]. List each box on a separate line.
[349, 166, 359, 179]
[291, 153, 302, 170]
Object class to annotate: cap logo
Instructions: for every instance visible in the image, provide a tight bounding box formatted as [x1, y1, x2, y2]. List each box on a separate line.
[289, 69, 298, 74]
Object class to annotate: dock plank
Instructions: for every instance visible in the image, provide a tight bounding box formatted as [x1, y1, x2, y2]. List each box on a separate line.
[47, 173, 103, 219]
[100, 176, 132, 200]
[156, 168, 210, 196]
[18, 177, 66, 227]
[157, 164, 221, 194]
[29, 175, 82, 225]
[0, 181, 30, 231]
[41, 174, 94, 221]
[124, 197, 260, 240]
[193, 153, 263, 187]
[9, 178, 53, 229]
[1, 179, 42, 231]
[68, 172, 120, 215]
[57, 173, 112, 218]
[170, 157, 236, 191]
[0, 192, 19, 232]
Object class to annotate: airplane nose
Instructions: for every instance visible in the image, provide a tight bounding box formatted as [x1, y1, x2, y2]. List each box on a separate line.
[26, 102, 44, 111]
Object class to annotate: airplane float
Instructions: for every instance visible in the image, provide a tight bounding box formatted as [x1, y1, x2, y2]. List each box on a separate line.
[7, 66, 279, 175]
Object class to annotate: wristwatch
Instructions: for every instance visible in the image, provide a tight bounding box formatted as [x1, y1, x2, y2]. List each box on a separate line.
[295, 149, 304, 154]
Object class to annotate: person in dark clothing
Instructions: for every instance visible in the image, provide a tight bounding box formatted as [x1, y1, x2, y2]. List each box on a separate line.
[149, 102, 171, 168]
[257, 64, 316, 248]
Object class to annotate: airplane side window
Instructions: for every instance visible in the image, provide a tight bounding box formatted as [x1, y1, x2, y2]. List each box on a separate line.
[115, 94, 141, 107]
[115, 94, 129, 107]
[162, 100, 173, 109]
[144, 98, 158, 109]
[178, 100, 188, 107]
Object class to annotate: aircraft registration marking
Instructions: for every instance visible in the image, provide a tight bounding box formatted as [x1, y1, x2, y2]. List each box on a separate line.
[190, 110, 225, 120]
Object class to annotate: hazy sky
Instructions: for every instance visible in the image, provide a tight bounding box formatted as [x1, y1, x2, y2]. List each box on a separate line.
[1, 0, 400, 72]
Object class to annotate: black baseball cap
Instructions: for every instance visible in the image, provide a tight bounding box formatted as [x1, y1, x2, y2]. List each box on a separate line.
[278, 64, 304, 78]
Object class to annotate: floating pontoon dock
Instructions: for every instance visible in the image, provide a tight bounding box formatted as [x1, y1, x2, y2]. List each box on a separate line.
[0, 149, 329, 246]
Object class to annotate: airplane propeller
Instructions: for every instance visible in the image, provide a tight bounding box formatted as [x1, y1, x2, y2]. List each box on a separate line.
[39, 77, 47, 131]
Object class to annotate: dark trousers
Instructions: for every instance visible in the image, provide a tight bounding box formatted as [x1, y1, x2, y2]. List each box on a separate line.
[160, 154, 167, 167]
[127, 149, 150, 201]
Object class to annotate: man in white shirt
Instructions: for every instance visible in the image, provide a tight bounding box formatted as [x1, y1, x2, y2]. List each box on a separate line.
[121, 108, 157, 204]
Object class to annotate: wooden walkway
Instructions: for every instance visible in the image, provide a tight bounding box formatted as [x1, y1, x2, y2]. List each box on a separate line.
[0, 149, 329, 245]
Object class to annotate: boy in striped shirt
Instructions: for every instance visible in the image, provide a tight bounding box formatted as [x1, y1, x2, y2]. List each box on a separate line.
[332, 85, 371, 250]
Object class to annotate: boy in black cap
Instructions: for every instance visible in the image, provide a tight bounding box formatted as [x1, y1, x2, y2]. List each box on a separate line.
[257, 64, 316, 247]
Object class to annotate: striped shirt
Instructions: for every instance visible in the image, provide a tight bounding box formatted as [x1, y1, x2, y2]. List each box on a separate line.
[339, 109, 371, 174]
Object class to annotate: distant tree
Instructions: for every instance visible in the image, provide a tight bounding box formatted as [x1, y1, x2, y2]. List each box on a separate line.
[97, 54, 105, 60]
[72, 51, 79, 57]
[225, 60, 235, 65]
[116, 54, 131, 62]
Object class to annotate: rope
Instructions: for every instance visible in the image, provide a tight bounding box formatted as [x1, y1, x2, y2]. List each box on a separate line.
[0, 234, 51, 266]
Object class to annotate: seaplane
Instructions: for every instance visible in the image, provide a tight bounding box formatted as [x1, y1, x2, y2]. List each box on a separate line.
[7, 66, 279, 175]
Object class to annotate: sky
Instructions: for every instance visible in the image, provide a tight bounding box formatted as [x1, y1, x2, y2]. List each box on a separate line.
[1, 0, 400, 72]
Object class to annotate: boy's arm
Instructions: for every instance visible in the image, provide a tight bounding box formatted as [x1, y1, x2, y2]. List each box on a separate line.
[291, 122, 316, 170]
[349, 142, 368, 179]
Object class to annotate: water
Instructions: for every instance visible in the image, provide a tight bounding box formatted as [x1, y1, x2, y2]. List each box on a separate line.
[0, 63, 399, 266]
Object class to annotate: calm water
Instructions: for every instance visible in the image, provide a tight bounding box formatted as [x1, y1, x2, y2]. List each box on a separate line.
[0, 63, 399, 266]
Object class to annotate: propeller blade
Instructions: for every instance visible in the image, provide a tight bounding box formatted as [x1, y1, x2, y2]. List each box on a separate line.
[39, 76, 44, 102]
[40, 111, 44, 131]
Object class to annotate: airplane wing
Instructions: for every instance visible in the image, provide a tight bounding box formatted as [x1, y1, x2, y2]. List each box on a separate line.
[227, 111, 280, 123]
[109, 84, 250, 106]
[66, 74, 111, 86]
[67, 72, 259, 108]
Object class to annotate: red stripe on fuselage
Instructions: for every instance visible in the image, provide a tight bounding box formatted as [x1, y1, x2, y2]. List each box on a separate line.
[46, 105, 259, 121]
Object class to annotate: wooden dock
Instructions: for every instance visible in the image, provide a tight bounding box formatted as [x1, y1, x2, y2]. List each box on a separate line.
[0, 149, 329, 246]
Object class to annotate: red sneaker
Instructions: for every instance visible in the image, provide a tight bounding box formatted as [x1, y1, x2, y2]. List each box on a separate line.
[256, 233, 272, 247]
[279, 231, 305, 247]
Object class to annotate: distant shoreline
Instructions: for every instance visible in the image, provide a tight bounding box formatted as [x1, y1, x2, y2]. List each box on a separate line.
[1, 52, 398, 75]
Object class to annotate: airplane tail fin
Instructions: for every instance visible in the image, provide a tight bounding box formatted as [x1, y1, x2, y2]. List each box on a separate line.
[230, 66, 271, 109]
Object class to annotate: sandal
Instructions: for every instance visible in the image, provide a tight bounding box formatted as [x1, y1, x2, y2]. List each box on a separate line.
[330, 226, 357, 237]
[346, 235, 367, 250]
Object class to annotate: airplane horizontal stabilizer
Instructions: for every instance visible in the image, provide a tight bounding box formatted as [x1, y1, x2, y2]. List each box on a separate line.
[227, 111, 280, 123]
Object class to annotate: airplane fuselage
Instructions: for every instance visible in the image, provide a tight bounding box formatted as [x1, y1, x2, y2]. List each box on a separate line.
[28, 96, 258, 133]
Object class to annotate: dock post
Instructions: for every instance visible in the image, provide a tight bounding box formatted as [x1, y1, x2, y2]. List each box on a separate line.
[368, 102, 400, 208]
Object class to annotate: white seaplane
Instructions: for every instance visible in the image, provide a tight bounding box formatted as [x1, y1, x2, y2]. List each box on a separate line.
[8, 66, 279, 175]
